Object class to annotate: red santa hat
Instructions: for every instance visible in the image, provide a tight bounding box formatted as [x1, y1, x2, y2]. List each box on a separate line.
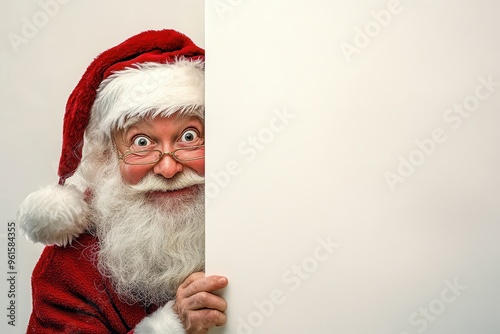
[17, 29, 205, 246]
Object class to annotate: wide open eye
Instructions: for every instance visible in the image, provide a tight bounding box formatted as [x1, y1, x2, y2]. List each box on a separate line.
[132, 135, 153, 147]
[180, 129, 200, 143]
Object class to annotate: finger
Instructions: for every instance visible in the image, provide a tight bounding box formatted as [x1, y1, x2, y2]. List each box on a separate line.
[178, 275, 228, 299]
[183, 291, 228, 312]
[186, 309, 227, 331]
[178, 271, 205, 290]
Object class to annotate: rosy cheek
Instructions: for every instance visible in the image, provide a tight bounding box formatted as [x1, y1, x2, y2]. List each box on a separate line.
[120, 164, 150, 185]
[188, 159, 205, 176]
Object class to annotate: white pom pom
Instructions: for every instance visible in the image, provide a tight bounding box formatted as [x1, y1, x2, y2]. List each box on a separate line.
[17, 184, 89, 246]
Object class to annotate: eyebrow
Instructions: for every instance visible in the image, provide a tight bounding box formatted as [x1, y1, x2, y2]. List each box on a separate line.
[121, 116, 147, 130]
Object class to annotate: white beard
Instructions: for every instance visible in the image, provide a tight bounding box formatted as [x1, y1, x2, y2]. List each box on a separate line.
[88, 160, 205, 306]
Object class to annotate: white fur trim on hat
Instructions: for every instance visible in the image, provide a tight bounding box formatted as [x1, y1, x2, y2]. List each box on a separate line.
[135, 300, 185, 333]
[17, 184, 89, 246]
[91, 58, 204, 139]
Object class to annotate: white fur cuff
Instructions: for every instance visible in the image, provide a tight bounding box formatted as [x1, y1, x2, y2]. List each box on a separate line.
[135, 300, 185, 333]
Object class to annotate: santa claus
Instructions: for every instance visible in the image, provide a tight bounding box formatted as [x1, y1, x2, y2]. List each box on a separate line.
[17, 29, 227, 333]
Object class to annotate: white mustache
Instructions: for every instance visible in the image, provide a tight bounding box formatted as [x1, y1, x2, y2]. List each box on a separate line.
[130, 169, 205, 193]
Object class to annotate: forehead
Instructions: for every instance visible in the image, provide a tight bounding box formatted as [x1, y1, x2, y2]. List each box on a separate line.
[119, 114, 203, 132]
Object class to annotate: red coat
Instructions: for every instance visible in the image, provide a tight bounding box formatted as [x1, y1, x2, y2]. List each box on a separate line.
[28, 233, 181, 333]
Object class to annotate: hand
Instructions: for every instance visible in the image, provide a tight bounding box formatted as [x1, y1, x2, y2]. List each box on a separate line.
[173, 272, 228, 334]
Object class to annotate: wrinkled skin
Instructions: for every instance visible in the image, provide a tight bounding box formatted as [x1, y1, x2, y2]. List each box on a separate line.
[174, 272, 228, 333]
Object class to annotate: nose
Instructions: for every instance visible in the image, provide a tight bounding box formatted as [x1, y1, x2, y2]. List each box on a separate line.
[152, 153, 184, 179]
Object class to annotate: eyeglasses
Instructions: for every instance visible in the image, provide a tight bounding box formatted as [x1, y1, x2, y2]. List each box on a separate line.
[118, 145, 205, 165]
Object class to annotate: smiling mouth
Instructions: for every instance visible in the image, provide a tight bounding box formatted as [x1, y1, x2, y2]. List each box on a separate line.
[146, 185, 200, 198]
